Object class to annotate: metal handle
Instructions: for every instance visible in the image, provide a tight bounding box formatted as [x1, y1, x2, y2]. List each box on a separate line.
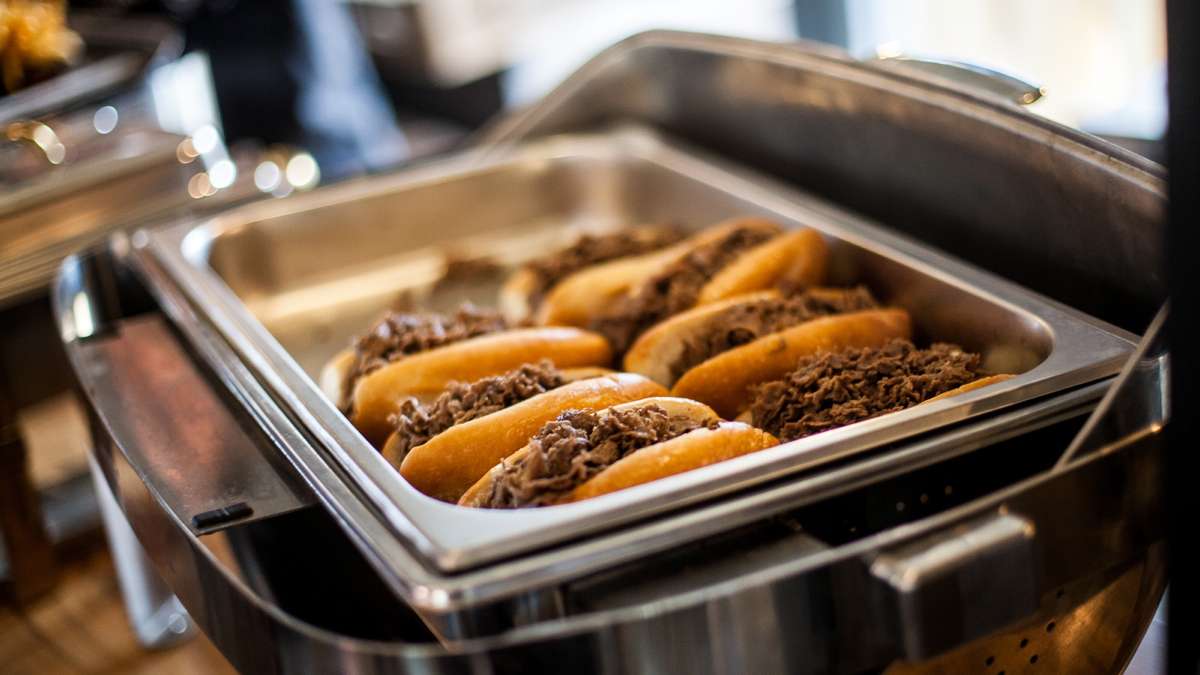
[58, 248, 313, 536]
[871, 513, 1039, 661]
[872, 51, 1045, 106]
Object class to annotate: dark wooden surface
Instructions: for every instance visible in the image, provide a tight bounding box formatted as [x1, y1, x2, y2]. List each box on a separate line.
[0, 549, 235, 675]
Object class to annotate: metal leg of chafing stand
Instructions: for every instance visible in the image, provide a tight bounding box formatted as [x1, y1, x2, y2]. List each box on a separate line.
[88, 452, 194, 649]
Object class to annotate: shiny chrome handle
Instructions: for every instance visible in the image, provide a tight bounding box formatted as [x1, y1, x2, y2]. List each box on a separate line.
[872, 52, 1045, 106]
[871, 513, 1039, 661]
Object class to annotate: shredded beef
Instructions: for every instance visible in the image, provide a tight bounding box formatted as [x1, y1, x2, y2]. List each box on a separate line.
[484, 405, 715, 508]
[341, 304, 508, 408]
[386, 361, 567, 463]
[749, 339, 981, 441]
[525, 226, 686, 307]
[591, 222, 780, 355]
[671, 286, 879, 380]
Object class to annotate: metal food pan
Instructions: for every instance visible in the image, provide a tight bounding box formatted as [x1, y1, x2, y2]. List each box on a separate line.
[145, 125, 1134, 577]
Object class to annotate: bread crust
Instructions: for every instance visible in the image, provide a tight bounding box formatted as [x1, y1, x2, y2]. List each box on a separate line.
[534, 246, 688, 327]
[319, 349, 355, 403]
[347, 328, 612, 445]
[534, 217, 784, 328]
[696, 229, 829, 304]
[565, 423, 778, 502]
[456, 396, 719, 507]
[922, 373, 1015, 403]
[670, 309, 913, 418]
[396, 373, 666, 502]
[622, 290, 781, 386]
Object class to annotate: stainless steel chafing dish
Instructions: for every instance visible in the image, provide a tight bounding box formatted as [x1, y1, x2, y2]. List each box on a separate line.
[58, 32, 1166, 673]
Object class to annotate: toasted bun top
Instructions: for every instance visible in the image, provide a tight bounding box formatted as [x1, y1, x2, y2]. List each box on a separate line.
[622, 290, 781, 385]
[671, 309, 912, 418]
[395, 372, 666, 501]
[456, 395, 720, 508]
[697, 229, 829, 304]
[564, 422, 779, 503]
[349, 327, 612, 445]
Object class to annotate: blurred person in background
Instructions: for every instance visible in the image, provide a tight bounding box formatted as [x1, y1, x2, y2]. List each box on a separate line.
[76, 0, 408, 180]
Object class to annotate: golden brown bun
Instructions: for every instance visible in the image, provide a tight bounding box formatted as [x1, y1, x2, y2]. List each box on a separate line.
[319, 349, 355, 403]
[378, 366, 612, 467]
[395, 373, 666, 502]
[348, 328, 612, 446]
[534, 217, 783, 328]
[696, 229, 829, 304]
[623, 290, 781, 386]
[565, 423, 778, 503]
[671, 309, 913, 418]
[457, 396, 718, 507]
[534, 246, 688, 327]
[922, 374, 1015, 403]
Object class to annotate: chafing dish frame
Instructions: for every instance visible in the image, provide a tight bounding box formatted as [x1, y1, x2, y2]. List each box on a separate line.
[139, 124, 1133, 600]
[56, 30, 1168, 670]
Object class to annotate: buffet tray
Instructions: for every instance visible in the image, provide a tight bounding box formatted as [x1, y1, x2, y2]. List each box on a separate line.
[141, 125, 1135, 582]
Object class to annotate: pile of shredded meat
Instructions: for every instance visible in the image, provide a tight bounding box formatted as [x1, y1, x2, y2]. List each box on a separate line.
[386, 361, 567, 462]
[749, 339, 981, 441]
[340, 304, 508, 409]
[483, 405, 716, 508]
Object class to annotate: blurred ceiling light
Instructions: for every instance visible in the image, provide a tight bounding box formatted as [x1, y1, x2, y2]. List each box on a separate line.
[254, 160, 282, 192]
[191, 124, 220, 155]
[176, 138, 198, 164]
[208, 159, 237, 189]
[93, 106, 119, 135]
[188, 172, 216, 199]
[875, 40, 904, 59]
[285, 152, 320, 190]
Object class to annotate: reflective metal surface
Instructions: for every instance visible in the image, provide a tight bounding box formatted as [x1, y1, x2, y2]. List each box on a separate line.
[1, 128, 191, 307]
[59, 240, 1163, 670]
[481, 31, 1166, 334]
[0, 14, 178, 124]
[143, 126, 1135, 590]
[871, 53, 1046, 106]
[1058, 305, 1169, 467]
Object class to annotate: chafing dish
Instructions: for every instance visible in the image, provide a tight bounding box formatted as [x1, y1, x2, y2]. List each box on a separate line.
[60, 31, 1166, 674]
[142, 124, 1136, 588]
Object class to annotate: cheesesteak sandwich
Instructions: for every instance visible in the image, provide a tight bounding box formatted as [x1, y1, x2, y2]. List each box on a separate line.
[459, 397, 778, 508]
[625, 286, 881, 386]
[538, 217, 830, 347]
[501, 225, 686, 323]
[386, 362, 666, 502]
[746, 339, 1014, 441]
[670, 308, 914, 418]
[321, 305, 613, 446]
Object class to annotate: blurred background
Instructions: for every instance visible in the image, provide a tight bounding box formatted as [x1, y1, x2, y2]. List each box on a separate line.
[60, 0, 1170, 183]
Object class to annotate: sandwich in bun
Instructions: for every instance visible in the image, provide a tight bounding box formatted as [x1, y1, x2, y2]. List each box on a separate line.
[459, 397, 778, 508]
[501, 225, 685, 323]
[388, 362, 666, 501]
[746, 338, 1012, 441]
[537, 217, 829, 350]
[322, 305, 612, 445]
[625, 285, 880, 387]
[670, 309, 913, 418]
